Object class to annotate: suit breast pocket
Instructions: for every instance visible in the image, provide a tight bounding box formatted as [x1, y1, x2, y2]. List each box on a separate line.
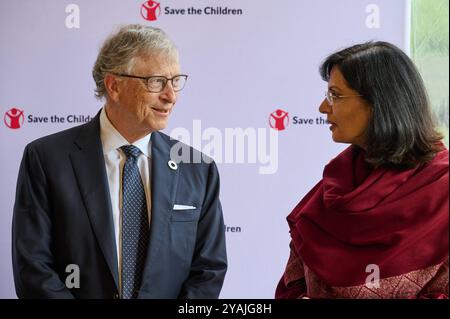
[170, 208, 201, 222]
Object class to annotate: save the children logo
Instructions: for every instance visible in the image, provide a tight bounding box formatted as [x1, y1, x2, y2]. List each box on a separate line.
[268, 108, 330, 131]
[141, 0, 161, 21]
[3, 108, 93, 129]
[140, 1, 244, 19]
[269, 109, 289, 131]
[4, 107, 25, 129]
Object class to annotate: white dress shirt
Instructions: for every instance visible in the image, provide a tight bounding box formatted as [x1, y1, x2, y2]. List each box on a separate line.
[99, 107, 152, 291]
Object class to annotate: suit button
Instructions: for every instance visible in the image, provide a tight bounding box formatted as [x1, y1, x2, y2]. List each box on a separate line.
[113, 293, 119, 299]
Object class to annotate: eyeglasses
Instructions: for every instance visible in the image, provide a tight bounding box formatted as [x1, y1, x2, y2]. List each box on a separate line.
[324, 91, 363, 106]
[114, 73, 188, 93]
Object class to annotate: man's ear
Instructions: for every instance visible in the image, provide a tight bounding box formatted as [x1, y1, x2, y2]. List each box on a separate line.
[104, 73, 121, 102]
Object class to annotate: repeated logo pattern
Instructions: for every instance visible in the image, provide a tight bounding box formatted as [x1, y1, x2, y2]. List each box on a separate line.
[4, 108, 24, 129]
[269, 109, 289, 131]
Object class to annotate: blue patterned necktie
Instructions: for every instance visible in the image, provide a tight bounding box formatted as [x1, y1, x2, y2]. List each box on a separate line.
[120, 145, 149, 299]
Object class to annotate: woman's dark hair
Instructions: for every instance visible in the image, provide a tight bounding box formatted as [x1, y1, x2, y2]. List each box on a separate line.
[320, 41, 443, 169]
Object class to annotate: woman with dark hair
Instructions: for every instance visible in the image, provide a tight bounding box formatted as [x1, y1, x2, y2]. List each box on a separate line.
[275, 41, 448, 299]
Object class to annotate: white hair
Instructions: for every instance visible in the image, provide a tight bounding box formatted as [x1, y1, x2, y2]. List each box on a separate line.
[92, 24, 179, 99]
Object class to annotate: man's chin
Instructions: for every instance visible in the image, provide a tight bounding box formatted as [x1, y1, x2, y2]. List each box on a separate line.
[146, 120, 168, 132]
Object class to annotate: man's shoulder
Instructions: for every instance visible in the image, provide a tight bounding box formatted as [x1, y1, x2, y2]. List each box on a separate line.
[157, 131, 215, 167]
[27, 120, 94, 152]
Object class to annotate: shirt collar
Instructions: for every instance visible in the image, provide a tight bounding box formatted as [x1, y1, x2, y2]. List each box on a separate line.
[99, 106, 151, 158]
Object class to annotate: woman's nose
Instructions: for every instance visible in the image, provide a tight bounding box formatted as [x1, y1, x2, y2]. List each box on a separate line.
[319, 99, 331, 114]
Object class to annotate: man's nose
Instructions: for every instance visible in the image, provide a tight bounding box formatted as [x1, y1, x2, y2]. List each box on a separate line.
[319, 99, 331, 114]
[160, 81, 177, 103]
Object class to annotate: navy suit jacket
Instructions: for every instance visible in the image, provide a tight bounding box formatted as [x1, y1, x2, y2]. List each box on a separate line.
[12, 111, 227, 299]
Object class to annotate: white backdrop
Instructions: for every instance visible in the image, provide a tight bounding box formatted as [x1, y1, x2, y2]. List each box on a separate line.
[0, 0, 408, 298]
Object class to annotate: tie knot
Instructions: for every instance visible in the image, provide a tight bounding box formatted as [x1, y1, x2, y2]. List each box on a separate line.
[121, 145, 141, 159]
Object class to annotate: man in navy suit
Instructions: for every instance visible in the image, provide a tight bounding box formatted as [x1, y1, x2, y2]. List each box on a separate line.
[12, 24, 227, 299]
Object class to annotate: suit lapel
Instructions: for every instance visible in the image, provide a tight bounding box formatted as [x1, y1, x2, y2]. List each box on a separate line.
[142, 132, 179, 279]
[69, 113, 119, 291]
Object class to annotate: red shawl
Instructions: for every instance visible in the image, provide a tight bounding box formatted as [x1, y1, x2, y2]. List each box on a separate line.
[287, 145, 449, 287]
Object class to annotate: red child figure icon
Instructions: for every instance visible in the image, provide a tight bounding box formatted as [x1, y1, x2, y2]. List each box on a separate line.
[141, 0, 161, 21]
[269, 109, 289, 131]
[4, 107, 25, 129]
